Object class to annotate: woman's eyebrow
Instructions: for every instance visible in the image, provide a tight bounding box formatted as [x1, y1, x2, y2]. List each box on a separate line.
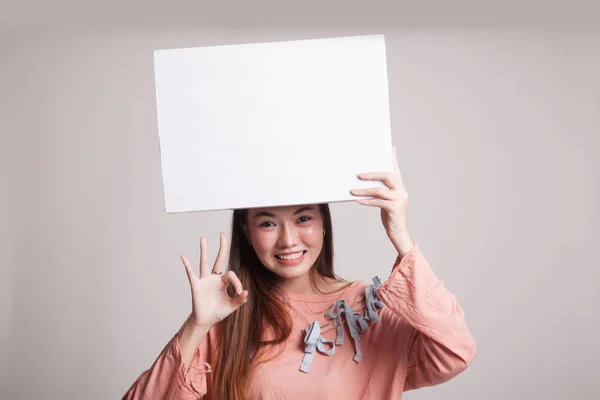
[252, 206, 315, 219]
[293, 206, 315, 215]
[253, 211, 276, 218]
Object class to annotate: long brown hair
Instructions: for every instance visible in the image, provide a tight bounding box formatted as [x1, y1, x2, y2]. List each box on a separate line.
[212, 204, 336, 400]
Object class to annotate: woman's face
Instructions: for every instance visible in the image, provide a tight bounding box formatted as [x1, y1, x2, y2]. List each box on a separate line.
[245, 204, 325, 282]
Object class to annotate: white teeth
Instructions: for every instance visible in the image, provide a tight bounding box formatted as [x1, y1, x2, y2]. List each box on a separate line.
[276, 251, 304, 260]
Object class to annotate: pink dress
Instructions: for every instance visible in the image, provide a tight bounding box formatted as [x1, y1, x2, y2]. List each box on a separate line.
[122, 244, 476, 399]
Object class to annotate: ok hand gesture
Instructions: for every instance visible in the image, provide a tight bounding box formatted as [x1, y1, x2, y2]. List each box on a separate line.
[180, 233, 248, 329]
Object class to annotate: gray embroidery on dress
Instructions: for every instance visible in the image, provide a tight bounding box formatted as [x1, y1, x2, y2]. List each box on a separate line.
[300, 320, 335, 373]
[299, 276, 386, 373]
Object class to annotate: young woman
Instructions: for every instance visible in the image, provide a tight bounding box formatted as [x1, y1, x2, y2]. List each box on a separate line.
[122, 146, 476, 399]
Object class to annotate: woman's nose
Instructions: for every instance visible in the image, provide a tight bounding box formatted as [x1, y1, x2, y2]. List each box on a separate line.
[278, 223, 298, 248]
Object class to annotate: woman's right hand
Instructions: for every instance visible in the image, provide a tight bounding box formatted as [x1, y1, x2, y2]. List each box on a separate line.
[180, 232, 248, 330]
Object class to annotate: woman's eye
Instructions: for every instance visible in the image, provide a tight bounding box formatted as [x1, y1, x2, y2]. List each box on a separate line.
[298, 216, 312, 223]
[259, 221, 275, 228]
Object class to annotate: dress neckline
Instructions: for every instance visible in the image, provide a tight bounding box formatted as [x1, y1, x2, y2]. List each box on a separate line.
[279, 280, 361, 303]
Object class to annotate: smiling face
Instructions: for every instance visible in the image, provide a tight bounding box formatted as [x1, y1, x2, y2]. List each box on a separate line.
[244, 204, 325, 286]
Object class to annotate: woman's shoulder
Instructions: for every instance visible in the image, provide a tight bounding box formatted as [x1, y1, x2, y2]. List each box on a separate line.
[319, 278, 373, 303]
[322, 278, 383, 314]
[339, 277, 383, 299]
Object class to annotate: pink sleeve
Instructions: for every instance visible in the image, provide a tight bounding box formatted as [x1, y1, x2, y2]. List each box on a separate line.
[375, 244, 476, 391]
[121, 322, 211, 400]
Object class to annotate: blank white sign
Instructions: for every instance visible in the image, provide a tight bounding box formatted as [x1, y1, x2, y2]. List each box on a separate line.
[153, 34, 393, 213]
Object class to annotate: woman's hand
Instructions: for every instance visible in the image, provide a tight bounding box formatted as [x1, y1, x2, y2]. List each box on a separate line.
[351, 145, 415, 257]
[180, 233, 248, 330]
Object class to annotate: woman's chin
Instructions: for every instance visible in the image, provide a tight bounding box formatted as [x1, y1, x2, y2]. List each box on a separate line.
[256, 250, 319, 281]
[265, 256, 315, 280]
[270, 264, 312, 280]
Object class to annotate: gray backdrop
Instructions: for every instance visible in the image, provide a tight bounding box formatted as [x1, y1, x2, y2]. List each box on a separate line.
[1, 3, 599, 399]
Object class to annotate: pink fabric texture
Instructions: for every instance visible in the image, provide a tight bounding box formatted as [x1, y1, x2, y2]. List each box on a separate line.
[122, 244, 476, 399]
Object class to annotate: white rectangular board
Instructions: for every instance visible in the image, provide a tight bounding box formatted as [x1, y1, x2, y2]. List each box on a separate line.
[153, 34, 393, 213]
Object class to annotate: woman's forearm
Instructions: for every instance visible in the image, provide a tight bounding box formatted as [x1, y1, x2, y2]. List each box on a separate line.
[178, 316, 210, 371]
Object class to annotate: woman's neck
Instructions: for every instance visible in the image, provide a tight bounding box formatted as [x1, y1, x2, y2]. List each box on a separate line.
[278, 270, 345, 295]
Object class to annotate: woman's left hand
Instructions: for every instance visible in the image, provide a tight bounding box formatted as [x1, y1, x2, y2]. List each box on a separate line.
[351, 145, 415, 257]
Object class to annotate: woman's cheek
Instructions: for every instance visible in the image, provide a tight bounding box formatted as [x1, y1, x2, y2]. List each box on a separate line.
[301, 225, 322, 245]
[253, 230, 277, 252]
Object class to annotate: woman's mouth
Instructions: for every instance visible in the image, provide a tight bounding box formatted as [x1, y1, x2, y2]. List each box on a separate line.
[274, 250, 307, 265]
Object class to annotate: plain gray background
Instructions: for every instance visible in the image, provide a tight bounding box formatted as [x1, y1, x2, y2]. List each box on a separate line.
[1, 2, 599, 399]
